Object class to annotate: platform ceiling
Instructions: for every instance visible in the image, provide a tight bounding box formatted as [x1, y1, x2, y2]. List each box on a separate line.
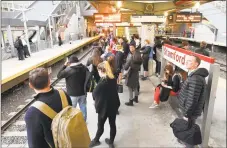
[89, 0, 212, 22]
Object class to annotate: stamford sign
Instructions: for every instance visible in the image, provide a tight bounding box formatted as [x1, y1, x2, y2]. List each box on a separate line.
[163, 44, 215, 72]
[163, 45, 188, 71]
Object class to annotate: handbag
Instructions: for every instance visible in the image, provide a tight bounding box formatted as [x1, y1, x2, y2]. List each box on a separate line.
[170, 118, 202, 145]
[117, 84, 123, 93]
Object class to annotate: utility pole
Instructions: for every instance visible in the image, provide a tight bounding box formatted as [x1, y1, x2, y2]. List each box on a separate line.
[11, 8, 33, 55]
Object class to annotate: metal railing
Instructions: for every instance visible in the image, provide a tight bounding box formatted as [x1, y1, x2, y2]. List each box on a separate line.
[1, 1, 34, 11]
[213, 1, 226, 13]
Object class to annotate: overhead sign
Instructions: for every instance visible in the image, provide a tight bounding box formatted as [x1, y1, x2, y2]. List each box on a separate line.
[176, 13, 202, 23]
[94, 13, 122, 23]
[163, 44, 215, 72]
[130, 15, 165, 23]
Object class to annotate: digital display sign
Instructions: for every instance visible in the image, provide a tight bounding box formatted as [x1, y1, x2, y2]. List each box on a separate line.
[176, 13, 202, 23]
[94, 13, 122, 23]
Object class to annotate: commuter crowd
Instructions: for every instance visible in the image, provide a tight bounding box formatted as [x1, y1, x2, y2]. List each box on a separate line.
[25, 33, 210, 148]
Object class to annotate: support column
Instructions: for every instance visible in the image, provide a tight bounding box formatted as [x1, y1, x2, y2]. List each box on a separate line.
[6, 25, 16, 57]
[113, 23, 116, 37]
[36, 26, 40, 52]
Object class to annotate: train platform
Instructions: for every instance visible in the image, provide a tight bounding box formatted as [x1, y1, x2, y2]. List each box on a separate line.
[1, 36, 100, 93]
[82, 78, 183, 147]
[159, 35, 226, 47]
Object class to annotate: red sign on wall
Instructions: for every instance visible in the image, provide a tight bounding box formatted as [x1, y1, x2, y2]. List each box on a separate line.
[94, 13, 122, 23]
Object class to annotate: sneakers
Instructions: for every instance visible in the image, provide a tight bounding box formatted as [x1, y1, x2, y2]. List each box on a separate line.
[89, 140, 101, 147]
[125, 100, 134, 106]
[105, 138, 115, 148]
[149, 104, 159, 108]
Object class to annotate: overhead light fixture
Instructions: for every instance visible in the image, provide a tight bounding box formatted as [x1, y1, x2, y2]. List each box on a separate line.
[194, 2, 200, 9]
[117, 1, 122, 8]
[164, 11, 168, 17]
[112, 7, 117, 13]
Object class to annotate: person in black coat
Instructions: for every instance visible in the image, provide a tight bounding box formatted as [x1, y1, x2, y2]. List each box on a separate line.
[118, 37, 129, 63]
[90, 61, 120, 148]
[25, 68, 72, 148]
[178, 55, 208, 123]
[15, 36, 25, 60]
[125, 44, 142, 106]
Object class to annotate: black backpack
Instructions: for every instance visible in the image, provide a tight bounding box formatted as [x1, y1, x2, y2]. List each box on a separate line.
[172, 73, 184, 91]
[14, 39, 20, 48]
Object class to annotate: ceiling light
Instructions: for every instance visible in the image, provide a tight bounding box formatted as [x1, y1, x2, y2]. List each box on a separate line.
[194, 2, 200, 9]
[117, 1, 122, 8]
[164, 11, 168, 17]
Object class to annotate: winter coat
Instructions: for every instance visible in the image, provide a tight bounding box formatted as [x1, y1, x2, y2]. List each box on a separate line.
[25, 88, 72, 148]
[57, 63, 90, 96]
[122, 41, 130, 60]
[140, 45, 152, 60]
[115, 51, 124, 74]
[124, 51, 142, 88]
[195, 47, 210, 57]
[92, 78, 120, 118]
[178, 68, 209, 118]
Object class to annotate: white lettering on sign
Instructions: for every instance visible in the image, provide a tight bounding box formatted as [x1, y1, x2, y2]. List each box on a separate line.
[163, 46, 188, 71]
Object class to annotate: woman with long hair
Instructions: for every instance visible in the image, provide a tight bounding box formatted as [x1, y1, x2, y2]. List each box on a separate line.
[140, 39, 152, 80]
[90, 61, 120, 148]
[149, 64, 174, 108]
[86, 48, 103, 83]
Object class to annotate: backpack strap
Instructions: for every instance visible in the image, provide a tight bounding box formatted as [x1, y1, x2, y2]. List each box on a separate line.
[58, 89, 68, 108]
[31, 101, 57, 120]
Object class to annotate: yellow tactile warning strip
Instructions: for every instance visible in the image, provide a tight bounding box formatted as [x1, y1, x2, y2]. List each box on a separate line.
[2, 36, 100, 85]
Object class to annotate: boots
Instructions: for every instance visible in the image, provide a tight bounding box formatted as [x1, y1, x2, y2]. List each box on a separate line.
[133, 96, 138, 103]
[125, 100, 133, 106]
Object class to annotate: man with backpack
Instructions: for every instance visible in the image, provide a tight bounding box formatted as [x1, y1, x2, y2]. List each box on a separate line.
[57, 54, 91, 122]
[25, 68, 72, 148]
[14, 36, 25, 60]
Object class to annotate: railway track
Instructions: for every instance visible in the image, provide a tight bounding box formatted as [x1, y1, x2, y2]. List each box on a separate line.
[215, 61, 226, 72]
[1, 49, 92, 148]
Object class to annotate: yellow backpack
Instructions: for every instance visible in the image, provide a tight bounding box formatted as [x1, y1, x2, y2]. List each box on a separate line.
[31, 89, 91, 148]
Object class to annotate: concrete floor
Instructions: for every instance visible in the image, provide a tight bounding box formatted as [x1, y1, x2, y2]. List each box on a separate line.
[85, 78, 183, 147]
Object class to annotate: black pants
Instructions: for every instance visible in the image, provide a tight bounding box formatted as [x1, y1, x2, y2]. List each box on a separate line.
[17, 48, 24, 60]
[94, 113, 117, 143]
[156, 61, 161, 74]
[23, 45, 30, 57]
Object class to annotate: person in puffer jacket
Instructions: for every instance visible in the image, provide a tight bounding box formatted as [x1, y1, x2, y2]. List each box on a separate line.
[178, 55, 209, 124]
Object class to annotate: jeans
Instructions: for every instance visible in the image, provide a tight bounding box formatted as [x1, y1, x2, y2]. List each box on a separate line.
[70, 95, 87, 121]
[94, 113, 117, 144]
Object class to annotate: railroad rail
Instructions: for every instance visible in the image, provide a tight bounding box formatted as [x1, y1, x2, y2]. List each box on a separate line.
[215, 61, 226, 72]
[1, 48, 92, 132]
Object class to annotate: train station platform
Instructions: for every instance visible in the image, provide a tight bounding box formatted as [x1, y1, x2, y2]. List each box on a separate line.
[1, 36, 100, 93]
[62, 78, 183, 147]
[159, 35, 226, 47]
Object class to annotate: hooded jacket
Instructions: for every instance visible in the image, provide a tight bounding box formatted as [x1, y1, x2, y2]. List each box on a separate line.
[178, 68, 209, 118]
[57, 63, 90, 96]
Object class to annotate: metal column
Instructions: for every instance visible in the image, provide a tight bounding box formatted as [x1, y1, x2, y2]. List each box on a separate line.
[201, 64, 220, 147]
[22, 11, 31, 54]
[6, 25, 16, 57]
